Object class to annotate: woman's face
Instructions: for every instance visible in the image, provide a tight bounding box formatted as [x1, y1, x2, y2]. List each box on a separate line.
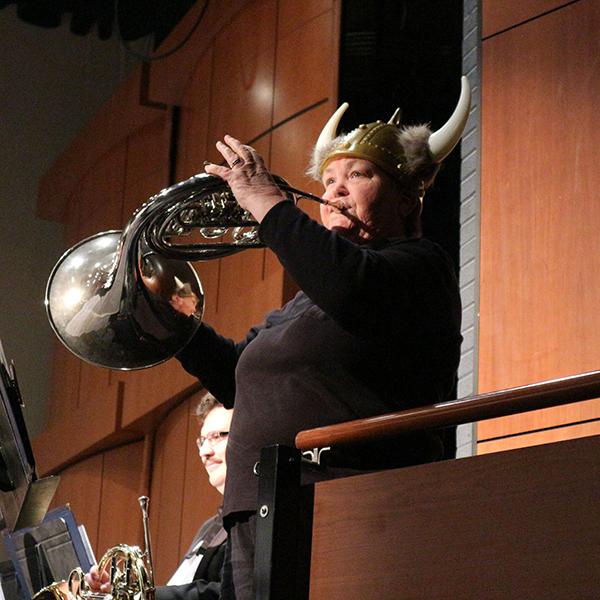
[198, 406, 233, 494]
[320, 158, 408, 243]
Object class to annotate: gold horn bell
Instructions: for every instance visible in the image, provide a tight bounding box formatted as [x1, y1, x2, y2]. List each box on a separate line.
[45, 174, 325, 370]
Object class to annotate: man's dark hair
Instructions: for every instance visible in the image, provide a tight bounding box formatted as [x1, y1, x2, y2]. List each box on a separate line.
[194, 391, 222, 426]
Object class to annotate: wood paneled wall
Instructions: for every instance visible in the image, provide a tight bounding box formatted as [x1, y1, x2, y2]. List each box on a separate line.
[478, 0, 600, 452]
[482, 0, 571, 37]
[34, 0, 339, 582]
[50, 441, 145, 559]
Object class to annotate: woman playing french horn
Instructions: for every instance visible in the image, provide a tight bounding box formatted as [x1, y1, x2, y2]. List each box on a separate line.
[177, 78, 471, 600]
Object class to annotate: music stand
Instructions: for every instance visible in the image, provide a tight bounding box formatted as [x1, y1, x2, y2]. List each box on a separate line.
[2, 506, 95, 599]
[0, 340, 93, 599]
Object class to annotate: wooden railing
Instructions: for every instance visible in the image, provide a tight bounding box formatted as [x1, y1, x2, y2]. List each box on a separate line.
[254, 371, 600, 600]
[295, 369, 600, 450]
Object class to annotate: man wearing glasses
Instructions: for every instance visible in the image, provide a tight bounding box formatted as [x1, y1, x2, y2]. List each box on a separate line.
[86, 392, 232, 600]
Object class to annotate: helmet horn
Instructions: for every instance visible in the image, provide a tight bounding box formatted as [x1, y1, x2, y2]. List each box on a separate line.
[315, 102, 349, 154]
[428, 76, 472, 163]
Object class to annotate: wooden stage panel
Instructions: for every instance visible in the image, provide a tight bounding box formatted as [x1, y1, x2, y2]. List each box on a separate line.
[482, 0, 570, 39]
[308, 435, 600, 599]
[96, 442, 145, 554]
[478, 0, 600, 444]
[49, 453, 104, 555]
[478, 419, 600, 454]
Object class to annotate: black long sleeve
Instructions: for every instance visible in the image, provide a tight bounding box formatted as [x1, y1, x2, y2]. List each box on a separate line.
[176, 321, 263, 408]
[258, 201, 461, 342]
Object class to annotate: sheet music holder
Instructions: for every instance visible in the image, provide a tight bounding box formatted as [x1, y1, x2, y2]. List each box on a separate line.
[2, 507, 95, 599]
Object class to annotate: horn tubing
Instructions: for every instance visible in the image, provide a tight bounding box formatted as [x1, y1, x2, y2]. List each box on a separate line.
[45, 172, 329, 371]
[147, 183, 327, 261]
[139, 496, 155, 589]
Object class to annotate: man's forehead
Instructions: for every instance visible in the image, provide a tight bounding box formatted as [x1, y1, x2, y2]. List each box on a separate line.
[201, 406, 231, 433]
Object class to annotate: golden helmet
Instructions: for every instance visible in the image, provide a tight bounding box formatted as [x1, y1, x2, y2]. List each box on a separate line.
[308, 76, 471, 187]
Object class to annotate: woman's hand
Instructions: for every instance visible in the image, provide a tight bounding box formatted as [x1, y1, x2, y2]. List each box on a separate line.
[204, 135, 286, 223]
[84, 565, 111, 593]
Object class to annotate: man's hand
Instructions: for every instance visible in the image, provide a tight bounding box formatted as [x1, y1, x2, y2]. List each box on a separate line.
[84, 565, 111, 594]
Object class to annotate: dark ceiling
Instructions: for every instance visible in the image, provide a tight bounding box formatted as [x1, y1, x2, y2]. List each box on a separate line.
[0, 0, 196, 44]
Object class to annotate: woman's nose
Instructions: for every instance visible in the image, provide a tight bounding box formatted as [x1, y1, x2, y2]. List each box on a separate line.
[324, 181, 349, 199]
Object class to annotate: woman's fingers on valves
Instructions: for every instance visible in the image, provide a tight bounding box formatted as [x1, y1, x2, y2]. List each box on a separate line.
[203, 136, 271, 188]
[217, 135, 263, 170]
[223, 134, 255, 164]
[215, 140, 241, 168]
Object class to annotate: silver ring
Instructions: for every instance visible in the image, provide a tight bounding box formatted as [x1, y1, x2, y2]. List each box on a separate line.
[230, 157, 243, 167]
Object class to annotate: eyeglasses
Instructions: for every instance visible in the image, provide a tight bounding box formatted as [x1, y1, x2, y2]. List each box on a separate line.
[196, 431, 229, 450]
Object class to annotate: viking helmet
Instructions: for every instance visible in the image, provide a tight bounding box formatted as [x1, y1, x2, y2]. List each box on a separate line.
[308, 76, 471, 188]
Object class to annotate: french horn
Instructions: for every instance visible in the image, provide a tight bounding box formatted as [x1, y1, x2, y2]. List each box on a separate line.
[32, 497, 155, 600]
[45, 174, 325, 370]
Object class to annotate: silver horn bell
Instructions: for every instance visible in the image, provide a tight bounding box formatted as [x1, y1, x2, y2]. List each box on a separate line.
[45, 173, 325, 370]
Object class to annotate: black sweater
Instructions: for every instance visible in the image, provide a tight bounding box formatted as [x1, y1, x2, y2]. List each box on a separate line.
[178, 201, 462, 515]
